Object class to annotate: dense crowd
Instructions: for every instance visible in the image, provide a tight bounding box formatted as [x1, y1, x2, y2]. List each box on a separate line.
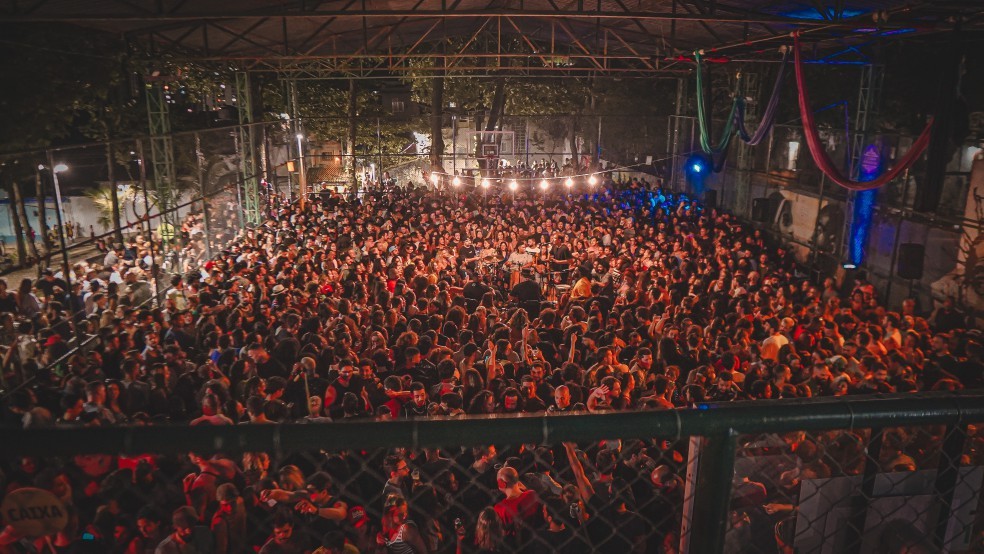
[0, 177, 981, 553]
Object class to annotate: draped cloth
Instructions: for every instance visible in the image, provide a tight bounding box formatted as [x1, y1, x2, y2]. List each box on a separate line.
[695, 53, 741, 156]
[735, 49, 789, 146]
[793, 32, 934, 191]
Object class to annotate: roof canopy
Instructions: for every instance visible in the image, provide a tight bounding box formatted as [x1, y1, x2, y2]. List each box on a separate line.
[2, 1, 982, 77]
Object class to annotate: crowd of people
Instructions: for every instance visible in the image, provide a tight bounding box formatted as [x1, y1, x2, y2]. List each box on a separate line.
[0, 176, 982, 553]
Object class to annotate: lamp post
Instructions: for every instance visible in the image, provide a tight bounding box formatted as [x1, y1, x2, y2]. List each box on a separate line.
[481, 178, 490, 208]
[296, 133, 307, 210]
[39, 160, 72, 284]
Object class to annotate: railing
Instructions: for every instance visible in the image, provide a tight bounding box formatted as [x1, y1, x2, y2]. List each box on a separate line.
[3, 392, 982, 553]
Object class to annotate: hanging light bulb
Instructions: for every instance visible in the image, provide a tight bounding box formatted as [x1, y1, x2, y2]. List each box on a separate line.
[452, 175, 461, 187]
[508, 180, 518, 192]
[539, 179, 549, 191]
[565, 177, 574, 188]
[588, 174, 598, 186]
[481, 179, 490, 189]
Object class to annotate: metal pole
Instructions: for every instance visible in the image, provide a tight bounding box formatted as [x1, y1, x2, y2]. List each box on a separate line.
[296, 133, 307, 209]
[810, 173, 827, 273]
[231, 131, 245, 230]
[682, 430, 738, 554]
[45, 151, 71, 285]
[377, 117, 383, 187]
[884, 171, 911, 305]
[195, 133, 212, 261]
[135, 140, 159, 303]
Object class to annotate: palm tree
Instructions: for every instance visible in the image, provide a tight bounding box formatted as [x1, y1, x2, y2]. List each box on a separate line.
[86, 184, 138, 234]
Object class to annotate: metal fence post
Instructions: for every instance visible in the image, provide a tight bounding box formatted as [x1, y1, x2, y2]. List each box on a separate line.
[682, 429, 738, 554]
[846, 428, 883, 554]
[932, 423, 969, 549]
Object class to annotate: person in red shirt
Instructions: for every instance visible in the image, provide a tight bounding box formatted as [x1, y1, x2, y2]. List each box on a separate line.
[493, 467, 542, 544]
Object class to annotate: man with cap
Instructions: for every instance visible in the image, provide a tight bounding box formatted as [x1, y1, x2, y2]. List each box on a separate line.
[36, 268, 69, 301]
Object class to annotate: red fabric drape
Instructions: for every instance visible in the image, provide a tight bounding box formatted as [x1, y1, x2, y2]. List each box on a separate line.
[793, 33, 934, 191]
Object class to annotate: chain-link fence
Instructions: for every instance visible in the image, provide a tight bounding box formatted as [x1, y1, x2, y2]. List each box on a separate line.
[1, 393, 981, 554]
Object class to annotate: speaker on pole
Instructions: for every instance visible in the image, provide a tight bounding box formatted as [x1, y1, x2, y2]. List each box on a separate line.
[751, 198, 770, 222]
[704, 189, 717, 209]
[897, 243, 925, 280]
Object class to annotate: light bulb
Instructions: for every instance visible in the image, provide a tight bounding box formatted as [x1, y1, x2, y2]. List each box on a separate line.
[452, 176, 461, 187]
[481, 179, 490, 189]
[539, 179, 549, 191]
[565, 177, 574, 188]
[430, 173, 439, 185]
[508, 180, 518, 192]
[588, 174, 598, 186]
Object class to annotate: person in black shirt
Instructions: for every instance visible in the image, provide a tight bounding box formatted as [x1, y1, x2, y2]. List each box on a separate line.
[249, 342, 289, 379]
[538, 496, 591, 553]
[323, 360, 365, 419]
[459, 239, 480, 276]
[510, 274, 541, 304]
[36, 269, 69, 301]
[0, 278, 18, 313]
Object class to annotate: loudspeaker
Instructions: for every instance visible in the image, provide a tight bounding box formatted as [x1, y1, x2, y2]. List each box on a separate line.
[752, 198, 770, 222]
[703, 189, 717, 209]
[897, 243, 925, 280]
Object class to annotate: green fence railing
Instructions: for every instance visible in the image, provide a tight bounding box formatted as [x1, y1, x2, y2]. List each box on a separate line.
[3, 392, 984, 554]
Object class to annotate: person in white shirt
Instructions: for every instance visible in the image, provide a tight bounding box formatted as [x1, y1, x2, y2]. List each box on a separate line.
[761, 317, 792, 362]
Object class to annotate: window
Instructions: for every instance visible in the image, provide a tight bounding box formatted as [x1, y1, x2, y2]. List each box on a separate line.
[391, 99, 405, 114]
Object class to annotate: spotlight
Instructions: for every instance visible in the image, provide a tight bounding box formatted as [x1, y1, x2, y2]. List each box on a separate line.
[481, 179, 490, 189]
[565, 177, 574, 188]
[588, 174, 598, 186]
[685, 153, 709, 177]
[508, 180, 518, 192]
[539, 179, 549, 191]
[452, 176, 461, 187]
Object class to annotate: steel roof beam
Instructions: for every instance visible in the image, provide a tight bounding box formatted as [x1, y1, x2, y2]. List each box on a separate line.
[0, 8, 898, 25]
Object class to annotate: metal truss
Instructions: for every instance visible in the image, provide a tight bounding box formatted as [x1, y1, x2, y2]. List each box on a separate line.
[145, 83, 180, 245]
[4, 0, 976, 81]
[235, 71, 261, 225]
[849, 63, 884, 179]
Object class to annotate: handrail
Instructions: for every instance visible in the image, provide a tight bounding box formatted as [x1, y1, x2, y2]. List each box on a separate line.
[0, 283, 171, 401]
[2, 391, 982, 457]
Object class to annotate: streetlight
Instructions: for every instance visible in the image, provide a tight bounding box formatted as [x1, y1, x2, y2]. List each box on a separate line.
[296, 133, 307, 209]
[588, 174, 598, 187]
[39, 162, 71, 285]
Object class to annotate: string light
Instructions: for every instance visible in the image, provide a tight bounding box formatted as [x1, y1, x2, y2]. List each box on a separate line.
[565, 177, 574, 188]
[588, 174, 598, 186]
[508, 180, 518, 192]
[539, 179, 549, 191]
[452, 176, 461, 187]
[481, 179, 490, 189]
